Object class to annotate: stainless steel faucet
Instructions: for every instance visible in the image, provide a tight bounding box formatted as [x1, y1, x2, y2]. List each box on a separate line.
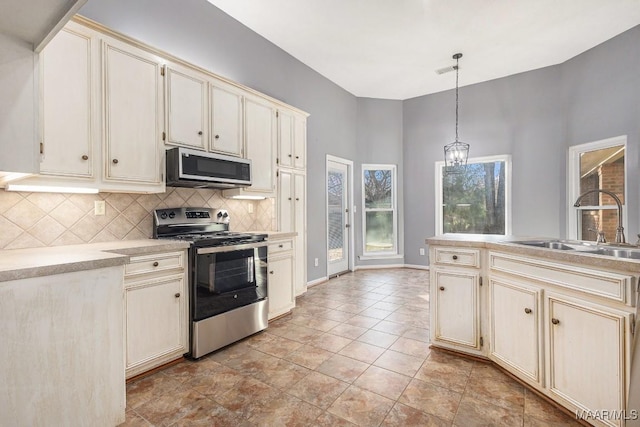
[574, 189, 626, 244]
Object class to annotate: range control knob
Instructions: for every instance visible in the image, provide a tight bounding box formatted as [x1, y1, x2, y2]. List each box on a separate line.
[217, 211, 223, 218]
[222, 212, 229, 218]
[168, 212, 175, 219]
[160, 212, 168, 219]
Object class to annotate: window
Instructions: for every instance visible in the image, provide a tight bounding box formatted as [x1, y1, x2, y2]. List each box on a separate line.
[568, 136, 626, 242]
[362, 165, 397, 256]
[435, 155, 511, 235]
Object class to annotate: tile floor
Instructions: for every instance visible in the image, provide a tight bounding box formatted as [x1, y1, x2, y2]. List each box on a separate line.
[120, 268, 583, 427]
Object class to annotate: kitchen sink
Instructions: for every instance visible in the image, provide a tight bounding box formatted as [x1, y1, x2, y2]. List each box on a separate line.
[508, 239, 640, 260]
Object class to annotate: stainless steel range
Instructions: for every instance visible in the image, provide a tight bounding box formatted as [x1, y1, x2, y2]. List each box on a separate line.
[153, 207, 268, 359]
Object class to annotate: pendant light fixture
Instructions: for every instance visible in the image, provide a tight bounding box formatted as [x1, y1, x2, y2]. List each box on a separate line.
[444, 53, 470, 173]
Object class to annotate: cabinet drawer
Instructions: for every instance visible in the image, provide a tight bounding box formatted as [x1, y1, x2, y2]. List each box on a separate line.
[269, 239, 293, 255]
[433, 247, 480, 268]
[125, 251, 185, 278]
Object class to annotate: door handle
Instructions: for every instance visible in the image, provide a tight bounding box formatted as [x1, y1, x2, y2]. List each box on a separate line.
[345, 224, 350, 228]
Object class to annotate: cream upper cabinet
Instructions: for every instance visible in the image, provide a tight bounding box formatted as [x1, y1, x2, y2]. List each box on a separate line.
[210, 83, 243, 156]
[40, 23, 94, 178]
[103, 37, 164, 185]
[240, 96, 276, 195]
[277, 109, 306, 170]
[546, 295, 628, 426]
[490, 277, 542, 385]
[165, 65, 208, 150]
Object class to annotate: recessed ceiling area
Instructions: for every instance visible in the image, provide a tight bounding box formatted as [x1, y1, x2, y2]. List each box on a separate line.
[207, 0, 640, 100]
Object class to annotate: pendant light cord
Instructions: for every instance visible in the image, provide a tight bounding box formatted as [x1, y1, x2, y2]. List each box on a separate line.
[455, 55, 459, 143]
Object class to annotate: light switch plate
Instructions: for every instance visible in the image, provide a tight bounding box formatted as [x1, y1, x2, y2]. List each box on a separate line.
[94, 200, 106, 216]
[420, 248, 425, 256]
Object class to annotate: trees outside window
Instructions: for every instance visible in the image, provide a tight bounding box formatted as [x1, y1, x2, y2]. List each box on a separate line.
[363, 165, 397, 255]
[435, 155, 511, 235]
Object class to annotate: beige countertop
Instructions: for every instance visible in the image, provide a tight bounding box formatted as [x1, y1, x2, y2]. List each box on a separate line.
[0, 239, 190, 283]
[426, 234, 640, 272]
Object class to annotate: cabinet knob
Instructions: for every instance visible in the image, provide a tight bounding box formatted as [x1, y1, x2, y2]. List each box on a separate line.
[524, 308, 532, 314]
[174, 293, 180, 298]
[152, 261, 159, 267]
[288, 154, 292, 157]
[269, 271, 274, 275]
[214, 135, 220, 139]
[198, 131, 203, 135]
[439, 286, 445, 291]
[296, 198, 300, 201]
[288, 197, 292, 200]
[81, 155, 89, 160]
[551, 318, 560, 325]
[452, 255, 458, 260]
[112, 159, 119, 164]
[295, 156, 300, 159]
[278, 244, 283, 248]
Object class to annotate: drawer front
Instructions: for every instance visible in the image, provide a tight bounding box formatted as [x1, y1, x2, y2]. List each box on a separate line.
[434, 247, 480, 268]
[125, 251, 185, 277]
[489, 252, 632, 305]
[269, 239, 293, 255]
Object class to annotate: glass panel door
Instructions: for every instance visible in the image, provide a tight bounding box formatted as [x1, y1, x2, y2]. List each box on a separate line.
[327, 159, 350, 276]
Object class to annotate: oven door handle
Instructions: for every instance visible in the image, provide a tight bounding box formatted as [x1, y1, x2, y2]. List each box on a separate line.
[196, 241, 268, 255]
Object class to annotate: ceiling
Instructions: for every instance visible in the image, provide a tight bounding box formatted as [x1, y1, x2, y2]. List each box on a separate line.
[207, 0, 640, 100]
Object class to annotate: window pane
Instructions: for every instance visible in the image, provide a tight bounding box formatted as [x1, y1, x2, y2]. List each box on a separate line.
[364, 169, 392, 209]
[328, 171, 344, 262]
[365, 211, 394, 252]
[578, 208, 618, 242]
[443, 161, 506, 234]
[579, 145, 625, 205]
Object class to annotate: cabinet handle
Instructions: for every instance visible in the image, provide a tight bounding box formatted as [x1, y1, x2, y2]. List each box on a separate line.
[198, 131, 203, 135]
[174, 293, 180, 298]
[295, 156, 299, 159]
[112, 159, 119, 164]
[152, 261, 159, 267]
[269, 271, 274, 274]
[295, 198, 300, 201]
[452, 255, 458, 260]
[439, 286, 445, 291]
[551, 318, 560, 325]
[81, 155, 89, 160]
[288, 154, 292, 157]
[214, 135, 220, 139]
[288, 197, 292, 200]
[278, 244, 283, 248]
[524, 308, 532, 314]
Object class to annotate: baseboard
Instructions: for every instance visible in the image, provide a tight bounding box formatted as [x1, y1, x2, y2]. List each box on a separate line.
[307, 276, 329, 288]
[403, 264, 430, 271]
[354, 263, 406, 270]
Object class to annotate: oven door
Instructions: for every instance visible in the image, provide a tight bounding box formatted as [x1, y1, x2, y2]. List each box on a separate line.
[193, 242, 267, 320]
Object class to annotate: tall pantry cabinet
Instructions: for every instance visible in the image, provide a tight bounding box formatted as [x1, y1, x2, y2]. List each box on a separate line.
[277, 109, 308, 296]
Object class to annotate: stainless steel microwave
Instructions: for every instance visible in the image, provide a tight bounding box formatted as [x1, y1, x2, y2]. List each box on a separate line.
[166, 147, 252, 189]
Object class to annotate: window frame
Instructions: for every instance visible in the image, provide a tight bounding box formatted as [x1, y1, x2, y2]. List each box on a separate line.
[435, 154, 512, 236]
[567, 135, 627, 241]
[362, 164, 398, 257]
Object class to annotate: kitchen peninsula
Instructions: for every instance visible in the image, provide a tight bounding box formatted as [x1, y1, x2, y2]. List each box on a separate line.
[428, 234, 640, 427]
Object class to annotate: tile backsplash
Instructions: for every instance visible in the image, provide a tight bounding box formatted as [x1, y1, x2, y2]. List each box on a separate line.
[0, 187, 275, 250]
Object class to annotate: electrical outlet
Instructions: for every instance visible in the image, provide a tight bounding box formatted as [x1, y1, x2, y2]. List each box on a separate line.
[419, 248, 425, 256]
[314, 258, 319, 267]
[94, 200, 106, 216]
[247, 203, 254, 214]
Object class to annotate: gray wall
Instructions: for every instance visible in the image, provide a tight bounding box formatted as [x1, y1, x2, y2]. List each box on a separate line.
[403, 25, 640, 266]
[79, 0, 358, 282]
[355, 98, 404, 266]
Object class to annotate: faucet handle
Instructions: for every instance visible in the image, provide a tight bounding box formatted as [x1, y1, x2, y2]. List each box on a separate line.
[588, 228, 606, 244]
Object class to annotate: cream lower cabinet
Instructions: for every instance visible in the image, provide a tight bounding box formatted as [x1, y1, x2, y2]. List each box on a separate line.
[124, 251, 188, 379]
[490, 277, 542, 386]
[546, 294, 629, 427]
[267, 237, 295, 320]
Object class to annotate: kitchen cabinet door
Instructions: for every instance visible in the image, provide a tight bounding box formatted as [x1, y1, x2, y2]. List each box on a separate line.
[268, 251, 295, 320]
[40, 23, 94, 178]
[432, 267, 480, 350]
[243, 96, 276, 194]
[125, 274, 187, 375]
[103, 38, 164, 185]
[293, 113, 306, 169]
[165, 65, 208, 150]
[546, 295, 627, 425]
[277, 109, 306, 170]
[490, 278, 542, 385]
[210, 83, 243, 156]
[293, 172, 306, 295]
